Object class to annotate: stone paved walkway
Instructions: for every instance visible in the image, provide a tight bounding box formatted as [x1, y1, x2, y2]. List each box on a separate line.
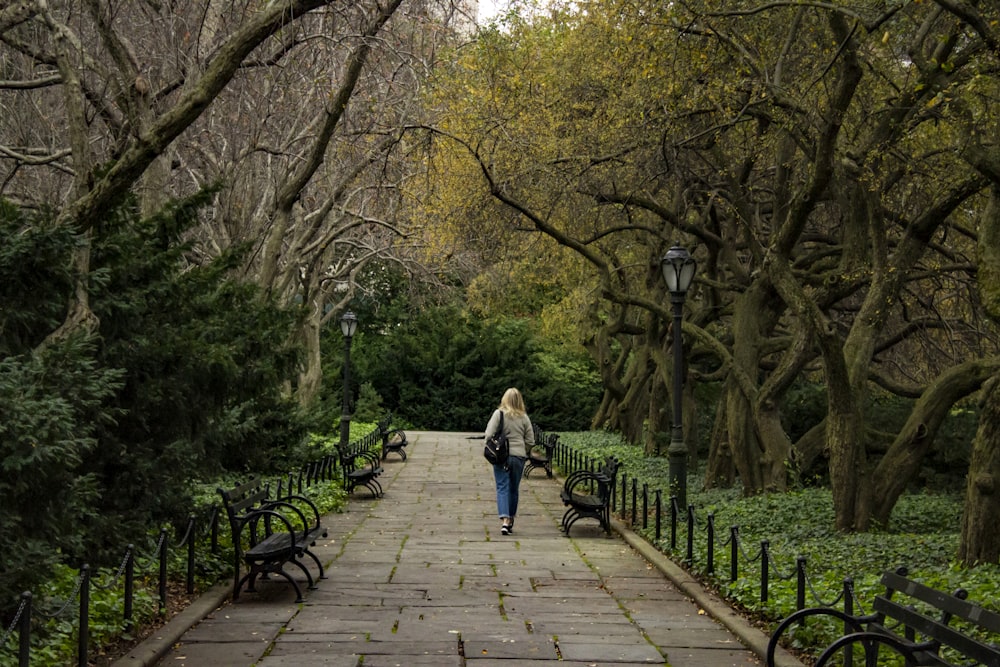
[129, 431, 804, 667]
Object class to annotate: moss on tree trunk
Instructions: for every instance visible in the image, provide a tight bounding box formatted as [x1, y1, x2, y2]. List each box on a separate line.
[960, 375, 1000, 565]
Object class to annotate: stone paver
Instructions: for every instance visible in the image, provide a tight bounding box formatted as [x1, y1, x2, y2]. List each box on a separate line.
[139, 431, 803, 667]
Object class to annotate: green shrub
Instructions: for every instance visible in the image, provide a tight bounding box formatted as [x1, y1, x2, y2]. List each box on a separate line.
[0, 193, 309, 616]
[334, 290, 600, 432]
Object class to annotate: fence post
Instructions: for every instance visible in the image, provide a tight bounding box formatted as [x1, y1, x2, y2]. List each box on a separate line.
[210, 507, 219, 555]
[760, 540, 769, 604]
[18, 591, 31, 667]
[654, 490, 662, 541]
[610, 467, 617, 515]
[730, 526, 739, 582]
[844, 578, 854, 667]
[796, 557, 806, 612]
[686, 505, 694, 563]
[124, 546, 135, 633]
[670, 496, 678, 550]
[707, 513, 715, 574]
[78, 564, 90, 667]
[620, 474, 627, 519]
[642, 484, 648, 530]
[187, 515, 196, 595]
[158, 528, 168, 612]
[631, 478, 637, 526]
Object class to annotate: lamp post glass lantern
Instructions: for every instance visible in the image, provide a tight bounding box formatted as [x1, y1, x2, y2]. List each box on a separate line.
[339, 311, 358, 447]
[661, 246, 696, 506]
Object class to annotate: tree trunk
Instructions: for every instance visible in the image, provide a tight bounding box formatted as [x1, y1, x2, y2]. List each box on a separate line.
[617, 342, 653, 443]
[871, 358, 1000, 526]
[704, 384, 736, 488]
[791, 421, 826, 481]
[644, 369, 669, 455]
[297, 307, 323, 407]
[821, 322, 868, 531]
[725, 284, 770, 493]
[960, 187, 1000, 563]
[726, 382, 763, 493]
[586, 322, 627, 429]
[757, 405, 791, 492]
[959, 375, 1000, 565]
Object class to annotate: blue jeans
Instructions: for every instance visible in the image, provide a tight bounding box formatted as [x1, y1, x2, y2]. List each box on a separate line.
[493, 456, 526, 519]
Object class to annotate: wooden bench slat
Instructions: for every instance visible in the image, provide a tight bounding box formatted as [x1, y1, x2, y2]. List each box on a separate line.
[881, 570, 1000, 634]
[226, 490, 269, 515]
[337, 442, 384, 498]
[768, 570, 1000, 667]
[218, 479, 328, 603]
[525, 430, 557, 479]
[873, 598, 1000, 665]
[560, 457, 619, 536]
[381, 424, 408, 461]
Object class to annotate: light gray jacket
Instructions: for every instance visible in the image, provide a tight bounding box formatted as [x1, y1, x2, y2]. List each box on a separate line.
[485, 409, 534, 459]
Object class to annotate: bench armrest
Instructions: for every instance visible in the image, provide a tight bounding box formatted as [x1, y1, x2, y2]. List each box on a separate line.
[563, 469, 612, 494]
[356, 449, 382, 468]
[339, 446, 380, 467]
[383, 428, 407, 442]
[235, 508, 299, 557]
[765, 607, 874, 667]
[265, 497, 319, 533]
[815, 631, 928, 667]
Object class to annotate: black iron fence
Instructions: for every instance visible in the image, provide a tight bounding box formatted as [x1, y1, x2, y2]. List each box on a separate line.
[5, 429, 878, 664]
[0, 518, 208, 667]
[551, 440, 865, 627]
[0, 422, 387, 667]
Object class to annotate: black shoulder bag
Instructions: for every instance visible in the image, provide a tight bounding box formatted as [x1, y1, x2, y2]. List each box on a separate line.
[484, 411, 509, 467]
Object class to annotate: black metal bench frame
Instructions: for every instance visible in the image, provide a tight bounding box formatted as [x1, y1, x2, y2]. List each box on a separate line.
[218, 479, 328, 603]
[380, 424, 408, 461]
[524, 430, 557, 478]
[559, 457, 619, 536]
[338, 442, 384, 497]
[766, 567, 1000, 667]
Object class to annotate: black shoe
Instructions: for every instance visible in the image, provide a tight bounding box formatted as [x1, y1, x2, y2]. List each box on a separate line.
[501, 524, 510, 535]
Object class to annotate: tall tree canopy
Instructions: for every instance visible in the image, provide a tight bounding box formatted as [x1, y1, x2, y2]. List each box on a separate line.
[0, 0, 474, 404]
[423, 0, 1000, 556]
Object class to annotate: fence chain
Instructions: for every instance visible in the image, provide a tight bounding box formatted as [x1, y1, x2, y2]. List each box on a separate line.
[764, 545, 796, 581]
[175, 516, 196, 549]
[93, 546, 135, 592]
[134, 530, 169, 574]
[734, 531, 763, 563]
[0, 594, 28, 652]
[713, 524, 734, 548]
[34, 574, 84, 620]
[847, 578, 867, 616]
[709, 520, 733, 549]
[801, 569, 847, 608]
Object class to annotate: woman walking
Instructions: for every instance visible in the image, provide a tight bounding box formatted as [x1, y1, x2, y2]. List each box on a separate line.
[485, 387, 535, 535]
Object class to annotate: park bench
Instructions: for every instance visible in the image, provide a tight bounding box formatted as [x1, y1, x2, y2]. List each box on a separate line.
[217, 478, 328, 603]
[524, 428, 557, 478]
[559, 456, 619, 536]
[380, 418, 409, 461]
[337, 441, 384, 498]
[766, 567, 1000, 667]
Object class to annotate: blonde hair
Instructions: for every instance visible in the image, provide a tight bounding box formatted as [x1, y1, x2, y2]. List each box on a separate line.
[499, 387, 527, 417]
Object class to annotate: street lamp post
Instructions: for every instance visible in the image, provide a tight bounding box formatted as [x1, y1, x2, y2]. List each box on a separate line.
[661, 246, 697, 507]
[339, 311, 358, 448]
